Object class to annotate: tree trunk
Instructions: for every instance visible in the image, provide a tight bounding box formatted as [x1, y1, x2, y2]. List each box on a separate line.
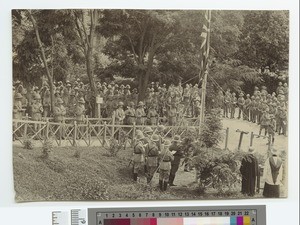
[28, 10, 55, 113]
[138, 50, 155, 102]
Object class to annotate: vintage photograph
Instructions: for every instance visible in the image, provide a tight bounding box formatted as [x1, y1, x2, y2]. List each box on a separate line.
[12, 9, 289, 202]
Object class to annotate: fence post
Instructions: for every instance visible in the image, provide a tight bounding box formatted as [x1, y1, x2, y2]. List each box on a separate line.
[59, 121, 63, 146]
[24, 114, 28, 139]
[87, 121, 91, 146]
[73, 121, 77, 147]
[224, 127, 229, 150]
[112, 112, 115, 138]
[45, 119, 49, 140]
[132, 122, 136, 147]
[103, 122, 107, 147]
[250, 132, 254, 147]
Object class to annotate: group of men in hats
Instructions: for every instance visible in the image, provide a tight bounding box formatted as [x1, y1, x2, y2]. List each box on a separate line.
[216, 82, 288, 140]
[131, 126, 188, 191]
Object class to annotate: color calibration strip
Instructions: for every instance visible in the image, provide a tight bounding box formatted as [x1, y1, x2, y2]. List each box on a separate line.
[102, 216, 250, 225]
[88, 205, 265, 225]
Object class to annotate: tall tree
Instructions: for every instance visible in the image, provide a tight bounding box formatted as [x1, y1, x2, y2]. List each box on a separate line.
[72, 9, 99, 96]
[238, 11, 289, 71]
[99, 10, 183, 101]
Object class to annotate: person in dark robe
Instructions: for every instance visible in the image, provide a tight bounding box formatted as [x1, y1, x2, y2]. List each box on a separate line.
[240, 147, 260, 196]
[262, 148, 283, 198]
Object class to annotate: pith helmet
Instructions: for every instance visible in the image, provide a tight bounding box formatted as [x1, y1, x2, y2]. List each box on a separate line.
[151, 134, 160, 142]
[57, 98, 64, 104]
[78, 97, 85, 104]
[15, 93, 23, 99]
[144, 127, 153, 134]
[136, 133, 145, 140]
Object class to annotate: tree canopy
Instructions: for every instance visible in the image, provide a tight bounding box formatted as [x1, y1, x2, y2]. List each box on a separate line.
[13, 9, 289, 101]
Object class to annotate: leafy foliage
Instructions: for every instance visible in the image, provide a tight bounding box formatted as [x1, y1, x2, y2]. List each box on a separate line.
[200, 108, 223, 148]
[23, 139, 34, 150]
[104, 138, 124, 157]
[193, 148, 242, 194]
[42, 139, 53, 158]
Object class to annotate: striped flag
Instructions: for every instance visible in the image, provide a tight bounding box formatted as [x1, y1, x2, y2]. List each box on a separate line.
[199, 10, 212, 79]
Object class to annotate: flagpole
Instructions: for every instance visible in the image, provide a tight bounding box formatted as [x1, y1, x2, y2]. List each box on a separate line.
[199, 10, 211, 135]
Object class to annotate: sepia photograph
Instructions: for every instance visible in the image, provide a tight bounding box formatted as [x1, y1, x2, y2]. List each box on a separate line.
[12, 9, 289, 202]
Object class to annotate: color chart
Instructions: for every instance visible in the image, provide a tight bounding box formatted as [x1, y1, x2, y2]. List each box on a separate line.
[88, 206, 266, 225]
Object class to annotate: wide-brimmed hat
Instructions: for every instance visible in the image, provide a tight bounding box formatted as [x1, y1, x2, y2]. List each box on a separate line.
[14, 93, 23, 99]
[56, 98, 64, 104]
[136, 133, 145, 140]
[163, 140, 172, 147]
[34, 94, 41, 100]
[173, 135, 181, 143]
[138, 101, 144, 107]
[144, 127, 153, 134]
[271, 148, 279, 155]
[118, 101, 124, 106]
[157, 125, 165, 132]
[248, 146, 255, 153]
[78, 97, 85, 104]
[151, 134, 160, 142]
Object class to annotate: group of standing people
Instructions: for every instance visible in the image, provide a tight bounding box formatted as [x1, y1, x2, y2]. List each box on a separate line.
[240, 146, 285, 198]
[130, 126, 193, 191]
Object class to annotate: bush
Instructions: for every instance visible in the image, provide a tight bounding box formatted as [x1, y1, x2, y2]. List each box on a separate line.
[200, 109, 223, 148]
[104, 139, 123, 157]
[42, 139, 53, 158]
[192, 147, 241, 194]
[23, 139, 34, 150]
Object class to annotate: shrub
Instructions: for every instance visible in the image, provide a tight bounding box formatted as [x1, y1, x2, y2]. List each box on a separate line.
[42, 139, 53, 158]
[200, 109, 223, 148]
[23, 139, 34, 150]
[192, 147, 241, 194]
[104, 139, 123, 157]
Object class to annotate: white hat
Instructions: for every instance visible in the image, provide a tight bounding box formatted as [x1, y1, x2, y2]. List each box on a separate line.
[271, 148, 279, 156]
[248, 146, 255, 153]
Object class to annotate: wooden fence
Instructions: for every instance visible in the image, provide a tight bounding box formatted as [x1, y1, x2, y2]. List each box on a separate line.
[13, 117, 229, 149]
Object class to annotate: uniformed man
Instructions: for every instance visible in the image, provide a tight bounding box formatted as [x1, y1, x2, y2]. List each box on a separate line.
[147, 104, 158, 125]
[168, 135, 184, 186]
[277, 107, 287, 136]
[244, 94, 251, 121]
[136, 101, 146, 125]
[230, 92, 237, 119]
[75, 97, 86, 139]
[237, 92, 245, 119]
[258, 109, 270, 137]
[124, 101, 136, 125]
[132, 133, 146, 182]
[158, 139, 174, 191]
[115, 102, 125, 125]
[168, 103, 177, 126]
[267, 114, 276, 145]
[31, 94, 44, 137]
[42, 86, 51, 117]
[13, 93, 24, 140]
[67, 90, 77, 117]
[224, 89, 231, 118]
[53, 98, 66, 139]
[145, 134, 160, 183]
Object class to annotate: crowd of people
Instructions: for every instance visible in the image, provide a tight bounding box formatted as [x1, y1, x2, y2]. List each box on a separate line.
[129, 125, 194, 191]
[13, 79, 288, 130]
[12, 79, 203, 126]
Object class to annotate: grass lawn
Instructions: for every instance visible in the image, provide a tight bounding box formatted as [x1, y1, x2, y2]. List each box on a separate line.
[14, 145, 264, 202]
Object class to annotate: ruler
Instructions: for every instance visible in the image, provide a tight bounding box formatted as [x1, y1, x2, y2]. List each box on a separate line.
[88, 205, 265, 225]
[52, 205, 265, 225]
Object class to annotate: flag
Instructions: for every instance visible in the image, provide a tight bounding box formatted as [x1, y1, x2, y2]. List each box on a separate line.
[199, 10, 212, 79]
